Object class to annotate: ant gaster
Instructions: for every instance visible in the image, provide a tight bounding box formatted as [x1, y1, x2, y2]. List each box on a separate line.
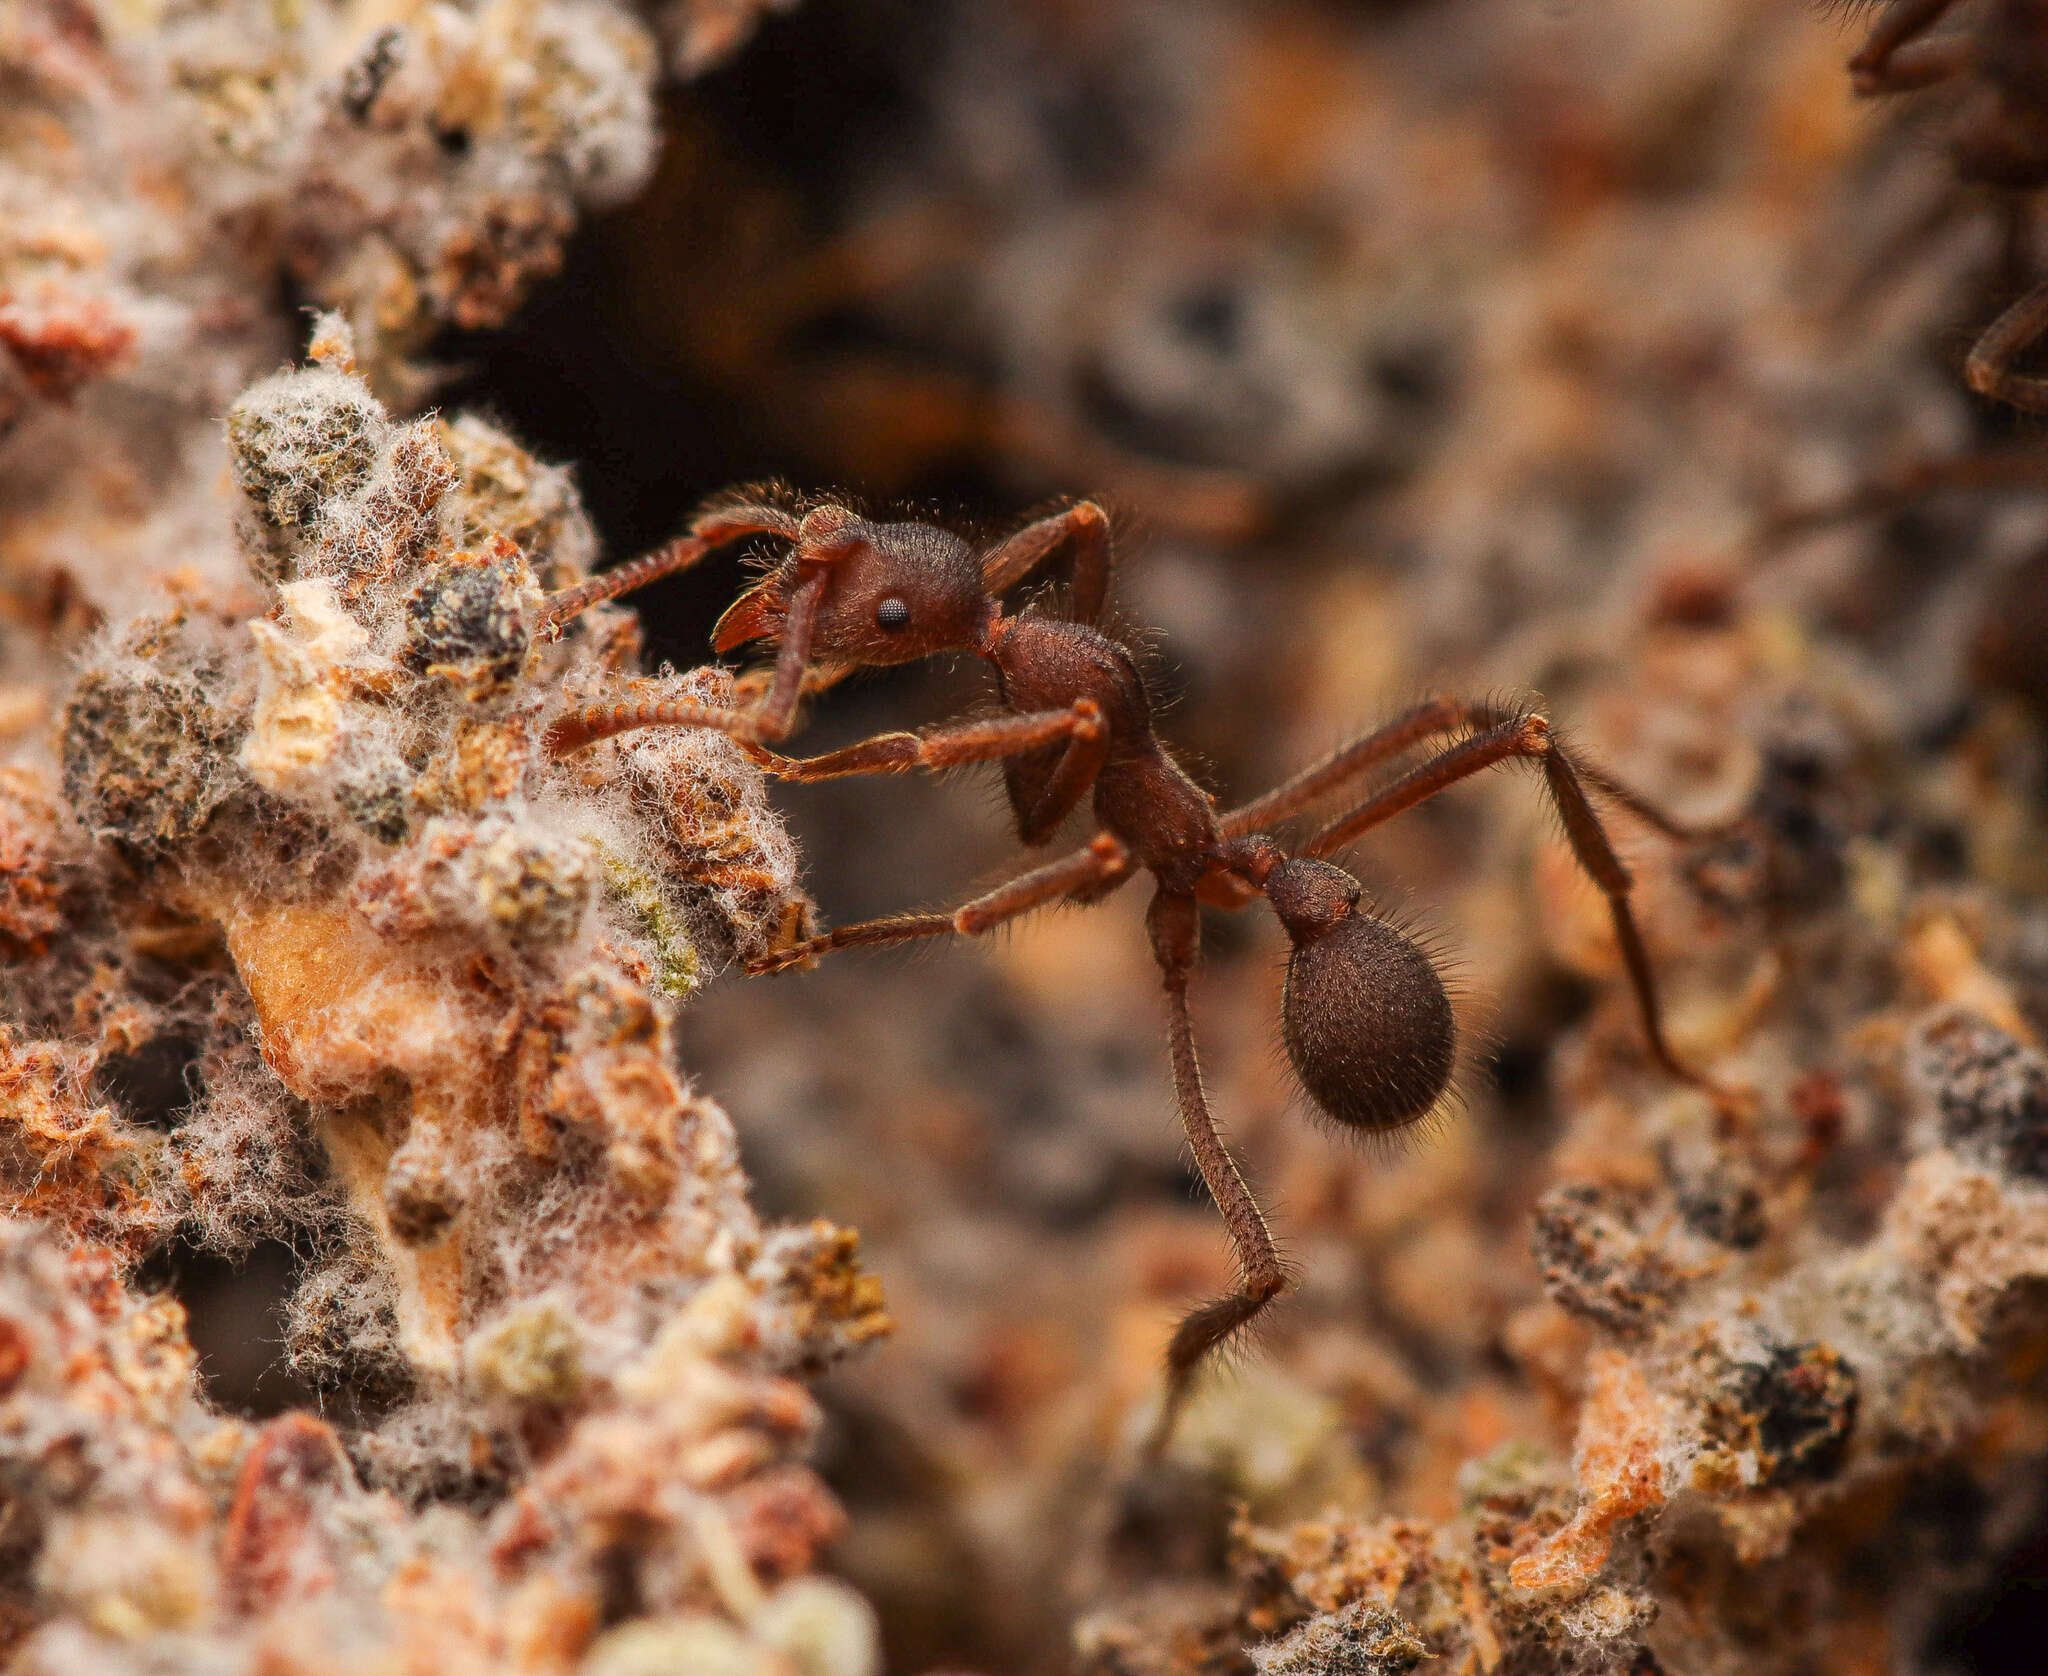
[537, 493, 1736, 1450]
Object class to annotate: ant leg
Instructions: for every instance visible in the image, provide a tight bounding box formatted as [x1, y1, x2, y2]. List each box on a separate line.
[1016, 722, 1111, 845]
[1759, 436, 2048, 549]
[1219, 696, 1521, 838]
[754, 701, 1104, 783]
[746, 834, 1131, 975]
[1968, 279, 2048, 412]
[547, 695, 761, 758]
[1143, 889, 1288, 1459]
[549, 698, 1102, 776]
[548, 564, 838, 755]
[538, 504, 802, 633]
[980, 500, 1114, 623]
[744, 567, 830, 742]
[1301, 714, 1736, 1103]
[1848, 0, 1964, 95]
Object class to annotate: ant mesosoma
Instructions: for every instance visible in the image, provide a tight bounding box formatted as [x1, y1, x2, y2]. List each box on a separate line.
[538, 493, 1736, 1450]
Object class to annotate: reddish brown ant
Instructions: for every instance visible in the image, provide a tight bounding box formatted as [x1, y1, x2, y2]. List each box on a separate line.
[539, 493, 1737, 1449]
[1850, 0, 2048, 409]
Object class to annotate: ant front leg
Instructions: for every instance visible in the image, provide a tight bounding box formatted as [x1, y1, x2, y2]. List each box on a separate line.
[538, 502, 803, 634]
[746, 834, 1131, 975]
[1143, 888, 1290, 1459]
[1304, 711, 1745, 1110]
[544, 500, 869, 748]
[980, 501, 1115, 623]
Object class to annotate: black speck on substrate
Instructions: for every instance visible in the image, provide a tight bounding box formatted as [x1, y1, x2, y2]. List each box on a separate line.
[1915, 1011, 2048, 1181]
[1722, 1341, 1859, 1487]
[1531, 1181, 1684, 1336]
[403, 551, 532, 696]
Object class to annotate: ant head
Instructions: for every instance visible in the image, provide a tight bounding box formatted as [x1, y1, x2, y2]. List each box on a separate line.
[1267, 858, 1455, 1135]
[714, 510, 992, 667]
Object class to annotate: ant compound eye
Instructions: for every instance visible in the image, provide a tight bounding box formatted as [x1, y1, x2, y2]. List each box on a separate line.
[875, 596, 911, 632]
[1281, 913, 1454, 1135]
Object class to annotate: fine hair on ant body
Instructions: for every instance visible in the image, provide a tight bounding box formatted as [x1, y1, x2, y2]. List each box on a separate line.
[538, 492, 1735, 1451]
[1850, 0, 2048, 410]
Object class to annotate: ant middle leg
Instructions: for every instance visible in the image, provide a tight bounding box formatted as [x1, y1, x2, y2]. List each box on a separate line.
[1143, 888, 1289, 1458]
[1302, 713, 1741, 1106]
[746, 833, 1132, 976]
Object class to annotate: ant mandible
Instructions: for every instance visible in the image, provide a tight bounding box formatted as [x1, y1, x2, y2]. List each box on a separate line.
[536, 492, 1736, 1450]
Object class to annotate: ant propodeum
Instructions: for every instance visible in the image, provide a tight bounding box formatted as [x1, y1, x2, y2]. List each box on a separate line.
[536, 493, 1737, 1450]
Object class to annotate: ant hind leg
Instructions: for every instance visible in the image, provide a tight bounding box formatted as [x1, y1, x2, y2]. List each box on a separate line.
[1300, 712, 1750, 1114]
[1142, 890, 1290, 1459]
[1219, 695, 1519, 839]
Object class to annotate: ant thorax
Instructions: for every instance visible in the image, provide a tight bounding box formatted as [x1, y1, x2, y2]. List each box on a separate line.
[986, 613, 1147, 739]
[986, 613, 1221, 886]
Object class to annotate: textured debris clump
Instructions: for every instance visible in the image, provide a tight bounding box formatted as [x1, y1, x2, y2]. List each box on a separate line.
[0, 0, 898, 1647]
[0, 301, 887, 1669]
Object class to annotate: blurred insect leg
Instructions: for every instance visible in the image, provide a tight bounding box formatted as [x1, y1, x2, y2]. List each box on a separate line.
[1221, 696, 1521, 838]
[1968, 279, 2048, 412]
[1848, 0, 1965, 94]
[1758, 432, 2048, 550]
[1541, 745, 1742, 1105]
[746, 834, 1130, 975]
[1142, 888, 1288, 1459]
[539, 504, 802, 631]
[1833, 182, 1972, 327]
[754, 700, 1104, 783]
[1575, 762, 1725, 843]
[980, 501, 1114, 622]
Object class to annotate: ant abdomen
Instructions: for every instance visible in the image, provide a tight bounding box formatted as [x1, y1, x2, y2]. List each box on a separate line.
[1266, 858, 1455, 1135]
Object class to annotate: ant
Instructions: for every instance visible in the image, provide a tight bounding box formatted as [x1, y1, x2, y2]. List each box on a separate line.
[1850, 0, 2048, 410]
[535, 493, 1738, 1450]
